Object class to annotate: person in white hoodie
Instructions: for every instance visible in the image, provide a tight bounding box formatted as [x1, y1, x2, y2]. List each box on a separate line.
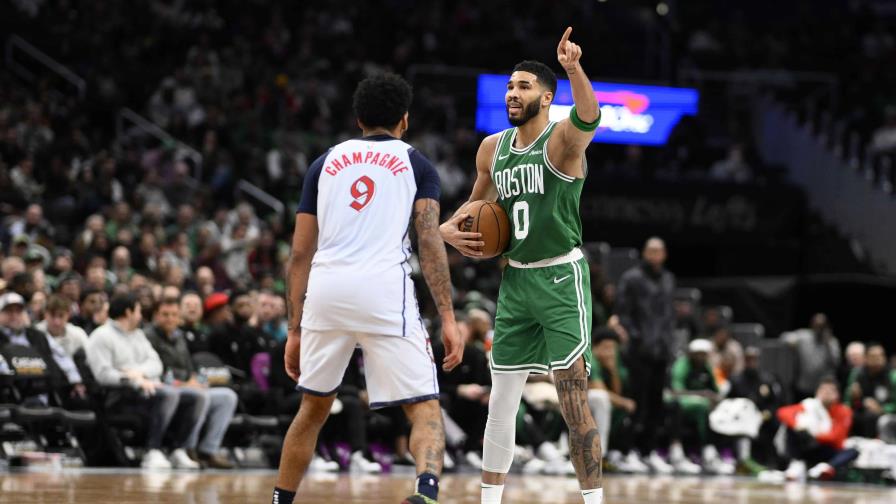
[35, 294, 88, 357]
[85, 293, 205, 470]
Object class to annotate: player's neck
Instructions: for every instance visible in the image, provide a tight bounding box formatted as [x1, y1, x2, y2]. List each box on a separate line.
[514, 114, 550, 148]
[361, 127, 401, 139]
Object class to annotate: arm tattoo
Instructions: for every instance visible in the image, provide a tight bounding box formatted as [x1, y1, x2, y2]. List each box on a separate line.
[414, 199, 454, 315]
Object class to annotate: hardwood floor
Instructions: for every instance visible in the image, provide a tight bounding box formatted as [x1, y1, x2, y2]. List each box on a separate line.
[1, 469, 894, 503]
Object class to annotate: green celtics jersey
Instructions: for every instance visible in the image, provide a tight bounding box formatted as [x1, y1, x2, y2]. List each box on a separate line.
[490, 121, 584, 263]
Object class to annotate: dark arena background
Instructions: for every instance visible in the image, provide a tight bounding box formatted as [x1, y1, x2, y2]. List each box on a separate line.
[2, 1, 896, 503]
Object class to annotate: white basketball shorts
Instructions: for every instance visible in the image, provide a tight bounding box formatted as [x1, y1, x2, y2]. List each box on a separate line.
[297, 323, 440, 409]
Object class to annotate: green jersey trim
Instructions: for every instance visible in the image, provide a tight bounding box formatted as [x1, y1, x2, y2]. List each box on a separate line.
[489, 129, 509, 179]
[508, 121, 554, 154]
[542, 145, 575, 183]
[549, 260, 589, 369]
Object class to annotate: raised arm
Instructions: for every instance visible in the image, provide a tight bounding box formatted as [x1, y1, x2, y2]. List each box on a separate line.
[439, 133, 500, 257]
[415, 198, 463, 371]
[548, 27, 600, 176]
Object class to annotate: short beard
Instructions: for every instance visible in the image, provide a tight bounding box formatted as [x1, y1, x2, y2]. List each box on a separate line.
[507, 98, 542, 127]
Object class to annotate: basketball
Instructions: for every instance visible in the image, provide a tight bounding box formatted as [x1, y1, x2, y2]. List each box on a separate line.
[460, 200, 510, 259]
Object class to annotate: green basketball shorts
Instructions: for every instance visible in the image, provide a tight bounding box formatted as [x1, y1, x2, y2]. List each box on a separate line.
[491, 254, 592, 375]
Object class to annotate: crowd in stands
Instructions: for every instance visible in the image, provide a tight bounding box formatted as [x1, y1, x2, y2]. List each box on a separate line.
[2, 0, 896, 484]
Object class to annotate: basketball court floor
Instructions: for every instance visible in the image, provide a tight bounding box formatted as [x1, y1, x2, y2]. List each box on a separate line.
[1, 469, 895, 503]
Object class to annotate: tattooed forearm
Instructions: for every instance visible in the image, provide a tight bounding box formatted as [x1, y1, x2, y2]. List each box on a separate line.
[414, 199, 455, 315]
[555, 362, 603, 488]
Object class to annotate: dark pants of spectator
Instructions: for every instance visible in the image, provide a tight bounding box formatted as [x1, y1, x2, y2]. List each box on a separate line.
[321, 394, 368, 453]
[144, 384, 207, 450]
[786, 429, 859, 469]
[851, 409, 881, 439]
[608, 413, 636, 453]
[448, 398, 488, 452]
[627, 349, 668, 455]
[751, 419, 781, 467]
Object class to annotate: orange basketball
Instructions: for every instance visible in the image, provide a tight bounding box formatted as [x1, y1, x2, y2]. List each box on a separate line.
[461, 200, 510, 259]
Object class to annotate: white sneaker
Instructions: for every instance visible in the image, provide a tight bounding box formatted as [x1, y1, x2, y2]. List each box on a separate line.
[808, 462, 833, 480]
[618, 451, 649, 474]
[647, 451, 674, 474]
[465, 451, 483, 469]
[522, 457, 547, 474]
[309, 455, 340, 472]
[672, 456, 702, 475]
[701, 445, 733, 475]
[544, 458, 576, 476]
[349, 451, 382, 474]
[785, 460, 807, 482]
[757, 470, 787, 484]
[513, 445, 535, 466]
[169, 448, 200, 470]
[443, 451, 455, 470]
[537, 441, 563, 462]
[607, 450, 624, 466]
[141, 449, 173, 470]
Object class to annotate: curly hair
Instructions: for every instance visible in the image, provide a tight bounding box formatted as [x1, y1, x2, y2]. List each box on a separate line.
[352, 73, 413, 129]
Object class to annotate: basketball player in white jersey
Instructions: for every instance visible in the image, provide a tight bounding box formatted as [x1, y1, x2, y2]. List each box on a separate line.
[272, 74, 463, 504]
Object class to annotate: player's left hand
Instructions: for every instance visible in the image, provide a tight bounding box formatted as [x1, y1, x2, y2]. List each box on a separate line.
[285, 330, 301, 381]
[557, 26, 582, 72]
[441, 318, 464, 372]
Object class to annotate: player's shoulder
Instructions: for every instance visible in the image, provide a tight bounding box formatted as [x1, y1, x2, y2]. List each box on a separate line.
[476, 132, 503, 160]
[480, 131, 503, 149]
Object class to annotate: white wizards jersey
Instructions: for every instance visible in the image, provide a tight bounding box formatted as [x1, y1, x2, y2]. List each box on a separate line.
[297, 134, 441, 336]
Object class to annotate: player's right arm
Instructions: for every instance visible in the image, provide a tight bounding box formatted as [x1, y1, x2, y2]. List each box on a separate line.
[438, 133, 500, 257]
[284, 213, 318, 382]
[283, 152, 325, 382]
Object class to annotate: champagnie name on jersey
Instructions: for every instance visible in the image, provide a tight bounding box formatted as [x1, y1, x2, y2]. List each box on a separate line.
[495, 163, 545, 200]
[324, 150, 409, 177]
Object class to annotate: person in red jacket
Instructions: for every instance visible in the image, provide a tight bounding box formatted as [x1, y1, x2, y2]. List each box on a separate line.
[777, 376, 858, 481]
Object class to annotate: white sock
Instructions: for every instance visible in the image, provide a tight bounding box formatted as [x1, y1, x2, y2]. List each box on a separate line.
[582, 488, 603, 503]
[481, 483, 504, 504]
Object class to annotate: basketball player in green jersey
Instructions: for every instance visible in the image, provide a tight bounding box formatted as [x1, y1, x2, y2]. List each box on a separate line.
[440, 27, 603, 504]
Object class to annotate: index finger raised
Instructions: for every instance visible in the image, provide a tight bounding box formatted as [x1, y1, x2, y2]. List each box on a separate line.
[559, 26, 572, 46]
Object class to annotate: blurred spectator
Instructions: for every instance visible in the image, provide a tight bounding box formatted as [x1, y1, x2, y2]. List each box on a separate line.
[144, 298, 238, 469]
[70, 287, 108, 335]
[35, 294, 89, 357]
[180, 292, 211, 353]
[783, 314, 841, 400]
[845, 343, 896, 441]
[435, 310, 490, 465]
[7, 204, 53, 243]
[870, 106, 896, 155]
[589, 328, 645, 474]
[84, 294, 204, 470]
[0, 292, 87, 406]
[2, 256, 25, 284]
[778, 377, 857, 481]
[729, 347, 783, 471]
[709, 144, 752, 182]
[110, 246, 134, 285]
[668, 339, 733, 475]
[616, 237, 675, 469]
[256, 290, 287, 344]
[839, 341, 866, 388]
[208, 291, 273, 378]
[709, 327, 745, 394]
[28, 289, 47, 322]
[10, 155, 43, 200]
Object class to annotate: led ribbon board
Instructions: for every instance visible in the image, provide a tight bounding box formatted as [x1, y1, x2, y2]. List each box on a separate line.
[475, 74, 699, 146]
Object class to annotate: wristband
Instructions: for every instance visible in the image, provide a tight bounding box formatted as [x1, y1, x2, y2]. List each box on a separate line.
[570, 105, 600, 132]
